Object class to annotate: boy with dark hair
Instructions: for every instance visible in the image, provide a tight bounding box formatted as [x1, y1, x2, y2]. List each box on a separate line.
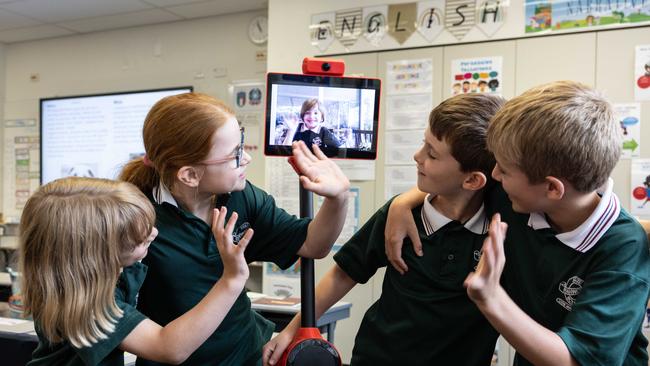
[386, 81, 650, 366]
[263, 93, 506, 366]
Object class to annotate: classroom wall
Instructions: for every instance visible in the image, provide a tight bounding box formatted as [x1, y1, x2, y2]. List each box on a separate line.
[269, 0, 650, 362]
[0, 44, 5, 217]
[1, 10, 268, 218]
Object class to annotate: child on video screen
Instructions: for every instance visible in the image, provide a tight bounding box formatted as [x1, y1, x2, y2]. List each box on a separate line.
[282, 98, 341, 149]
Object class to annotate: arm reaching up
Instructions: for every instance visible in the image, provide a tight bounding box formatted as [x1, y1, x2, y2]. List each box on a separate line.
[290, 141, 350, 259]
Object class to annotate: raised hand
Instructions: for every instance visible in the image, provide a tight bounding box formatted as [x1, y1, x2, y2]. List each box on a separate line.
[211, 207, 254, 282]
[464, 213, 508, 307]
[291, 140, 350, 199]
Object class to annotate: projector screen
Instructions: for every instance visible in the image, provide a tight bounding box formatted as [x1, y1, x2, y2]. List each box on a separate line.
[40, 87, 192, 184]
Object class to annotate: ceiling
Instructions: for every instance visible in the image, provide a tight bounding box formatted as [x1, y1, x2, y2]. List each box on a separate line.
[0, 0, 267, 44]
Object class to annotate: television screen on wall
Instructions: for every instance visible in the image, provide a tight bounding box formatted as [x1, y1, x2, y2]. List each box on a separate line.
[40, 86, 192, 184]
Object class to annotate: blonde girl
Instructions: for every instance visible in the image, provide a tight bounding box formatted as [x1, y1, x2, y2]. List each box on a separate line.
[21, 177, 252, 365]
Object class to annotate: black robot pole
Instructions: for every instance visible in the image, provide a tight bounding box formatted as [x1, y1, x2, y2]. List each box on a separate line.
[299, 183, 316, 328]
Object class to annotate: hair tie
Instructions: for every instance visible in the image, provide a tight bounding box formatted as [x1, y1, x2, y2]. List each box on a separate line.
[142, 155, 154, 168]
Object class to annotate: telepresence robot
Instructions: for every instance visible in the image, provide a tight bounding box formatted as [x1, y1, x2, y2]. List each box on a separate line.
[279, 58, 345, 366]
[264, 57, 381, 366]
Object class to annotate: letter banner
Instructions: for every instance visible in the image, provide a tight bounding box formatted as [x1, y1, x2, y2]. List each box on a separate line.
[475, 0, 506, 37]
[310, 12, 336, 52]
[388, 3, 417, 44]
[335, 8, 363, 49]
[363, 5, 389, 46]
[417, 0, 445, 42]
[445, 0, 476, 40]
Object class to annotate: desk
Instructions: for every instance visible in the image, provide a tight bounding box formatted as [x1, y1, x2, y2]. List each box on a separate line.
[0, 300, 351, 365]
[0, 302, 37, 366]
[251, 300, 351, 343]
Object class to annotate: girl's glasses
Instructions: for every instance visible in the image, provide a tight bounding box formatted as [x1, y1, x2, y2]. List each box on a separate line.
[199, 127, 245, 168]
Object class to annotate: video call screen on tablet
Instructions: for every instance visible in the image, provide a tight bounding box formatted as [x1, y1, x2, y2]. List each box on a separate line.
[264, 72, 381, 160]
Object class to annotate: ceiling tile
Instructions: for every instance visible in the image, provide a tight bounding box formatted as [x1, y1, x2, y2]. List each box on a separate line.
[1, 0, 153, 23]
[165, 0, 266, 18]
[59, 8, 182, 33]
[0, 8, 42, 31]
[141, 0, 205, 7]
[0, 24, 75, 43]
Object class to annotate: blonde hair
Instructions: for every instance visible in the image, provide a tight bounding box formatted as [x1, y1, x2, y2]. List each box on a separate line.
[120, 92, 234, 193]
[19, 177, 155, 348]
[300, 98, 325, 123]
[487, 81, 620, 192]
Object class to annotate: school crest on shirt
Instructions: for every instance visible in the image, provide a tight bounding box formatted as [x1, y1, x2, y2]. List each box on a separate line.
[556, 276, 584, 311]
[232, 222, 252, 243]
[473, 249, 482, 270]
[312, 136, 323, 146]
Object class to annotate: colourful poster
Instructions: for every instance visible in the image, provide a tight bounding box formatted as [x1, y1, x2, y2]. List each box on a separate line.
[630, 159, 650, 218]
[615, 103, 641, 159]
[635, 45, 650, 101]
[551, 0, 650, 31]
[525, 0, 552, 33]
[450, 56, 502, 95]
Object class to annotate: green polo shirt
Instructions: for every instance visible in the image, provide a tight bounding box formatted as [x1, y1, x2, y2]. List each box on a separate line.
[488, 184, 650, 366]
[28, 262, 148, 366]
[136, 181, 310, 366]
[334, 197, 498, 366]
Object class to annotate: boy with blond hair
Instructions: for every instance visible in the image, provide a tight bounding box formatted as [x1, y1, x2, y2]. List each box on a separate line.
[263, 93, 506, 366]
[386, 81, 650, 365]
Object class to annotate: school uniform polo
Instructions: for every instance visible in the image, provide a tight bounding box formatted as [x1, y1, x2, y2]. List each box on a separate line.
[28, 262, 148, 366]
[489, 180, 650, 366]
[334, 195, 498, 366]
[136, 181, 310, 366]
[292, 123, 341, 148]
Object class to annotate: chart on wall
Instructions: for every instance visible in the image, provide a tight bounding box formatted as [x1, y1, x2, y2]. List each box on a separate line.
[315, 187, 360, 252]
[230, 80, 265, 151]
[630, 159, 650, 218]
[2, 119, 39, 222]
[450, 56, 502, 95]
[384, 58, 432, 199]
[614, 103, 641, 159]
[635, 45, 650, 101]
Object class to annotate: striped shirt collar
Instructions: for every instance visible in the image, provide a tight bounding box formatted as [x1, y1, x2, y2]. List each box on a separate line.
[421, 194, 488, 236]
[152, 182, 179, 208]
[527, 178, 620, 253]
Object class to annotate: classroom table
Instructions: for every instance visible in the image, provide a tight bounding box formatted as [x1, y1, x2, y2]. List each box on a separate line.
[251, 299, 352, 343]
[0, 299, 351, 365]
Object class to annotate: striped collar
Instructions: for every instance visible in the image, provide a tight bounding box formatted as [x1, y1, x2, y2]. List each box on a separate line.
[420, 194, 488, 236]
[527, 178, 620, 253]
[152, 182, 179, 208]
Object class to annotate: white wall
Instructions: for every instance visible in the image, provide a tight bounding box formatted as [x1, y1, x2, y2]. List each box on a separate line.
[1, 11, 268, 218]
[0, 43, 5, 216]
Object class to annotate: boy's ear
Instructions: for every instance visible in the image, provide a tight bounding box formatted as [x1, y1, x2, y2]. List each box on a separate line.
[462, 171, 487, 191]
[544, 176, 565, 200]
[176, 166, 202, 188]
